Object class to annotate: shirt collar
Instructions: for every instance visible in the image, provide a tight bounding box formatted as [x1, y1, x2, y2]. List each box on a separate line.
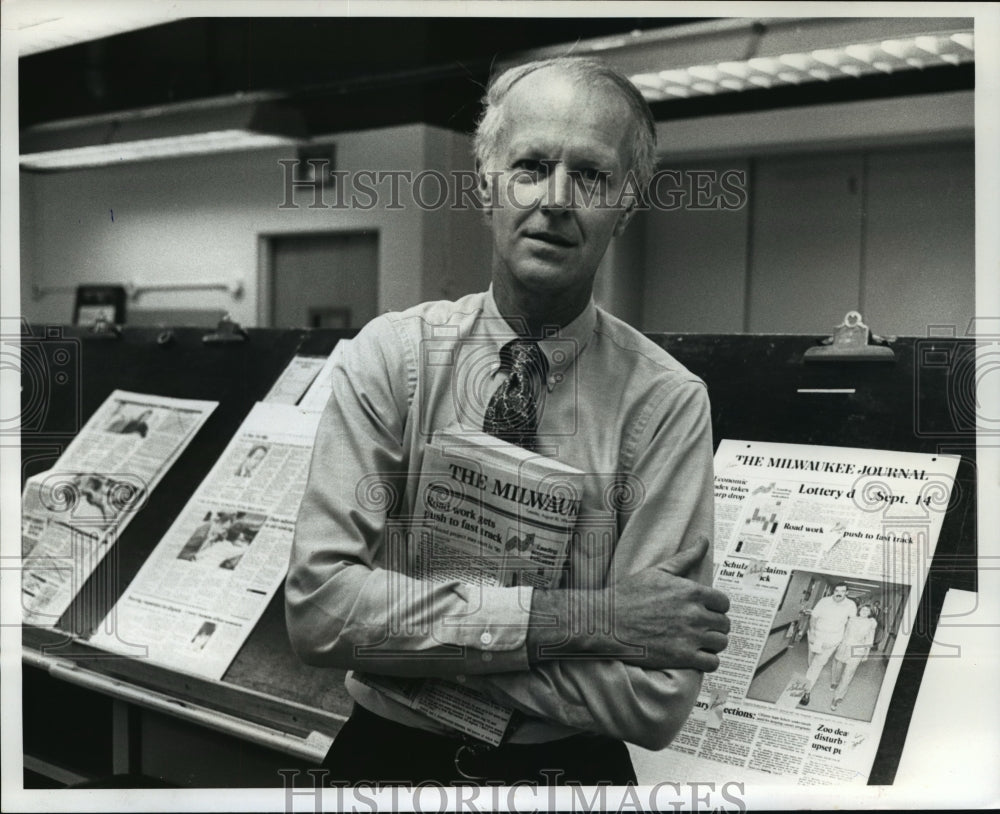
[481, 286, 596, 392]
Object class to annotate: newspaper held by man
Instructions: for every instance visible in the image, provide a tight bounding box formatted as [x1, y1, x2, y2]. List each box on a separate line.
[355, 427, 584, 745]
[643, 439, 960, 785]
[21, 390, 217, 628]
[89, 402, 321, 680]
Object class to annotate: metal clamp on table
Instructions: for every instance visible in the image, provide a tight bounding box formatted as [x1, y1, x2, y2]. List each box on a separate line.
[804, 310, 896, 363]
[202, 314, 249, 344]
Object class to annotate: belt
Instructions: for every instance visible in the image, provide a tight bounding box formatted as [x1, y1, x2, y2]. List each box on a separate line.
[343, 703, 631, 785]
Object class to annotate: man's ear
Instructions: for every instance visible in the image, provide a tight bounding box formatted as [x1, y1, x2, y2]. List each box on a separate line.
[476, 160, 493, 214]
[612, 204, 636, 237]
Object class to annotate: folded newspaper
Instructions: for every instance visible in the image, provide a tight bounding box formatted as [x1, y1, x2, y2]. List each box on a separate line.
[355, 428, 584, 745]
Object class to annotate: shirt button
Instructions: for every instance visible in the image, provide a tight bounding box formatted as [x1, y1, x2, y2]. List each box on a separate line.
[457, 674, 466, 683]
[480, 632, 493, 646]
[482, 652, 493, 662]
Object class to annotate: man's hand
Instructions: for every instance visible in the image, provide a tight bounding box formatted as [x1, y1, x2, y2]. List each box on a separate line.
[609, 537, 730, 672]
[527, 536, 731, 672]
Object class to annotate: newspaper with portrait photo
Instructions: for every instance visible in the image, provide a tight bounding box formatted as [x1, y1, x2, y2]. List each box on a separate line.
[20, 390, 217, 628]
[88, 401, 321, 679]
[644, 439, 960, 785]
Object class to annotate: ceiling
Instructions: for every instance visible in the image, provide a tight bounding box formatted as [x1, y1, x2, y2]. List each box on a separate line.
[18, 16, 974, 139]
[18, 18, 693, 132]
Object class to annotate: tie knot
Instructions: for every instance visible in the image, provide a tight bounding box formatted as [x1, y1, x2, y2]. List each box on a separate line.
[501, 339, 548, 381]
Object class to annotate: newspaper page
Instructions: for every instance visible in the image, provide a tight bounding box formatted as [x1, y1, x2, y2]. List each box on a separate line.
[656, 439, 960, 785]
[410, 429, 583, 589]
[356, 428, 584, 745]
[297, 339, 352, 413]
[20, 390, 218, 628]
[262, 355, 328, 405]
[88, 402, 321, 680]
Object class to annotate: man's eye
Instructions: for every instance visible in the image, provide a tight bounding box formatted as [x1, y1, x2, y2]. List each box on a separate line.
[512, 159, 546, 178]
[575, 167, 607, 184]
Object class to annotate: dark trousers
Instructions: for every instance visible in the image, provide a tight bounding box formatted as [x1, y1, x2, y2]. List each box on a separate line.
[322, 704, 637, 786]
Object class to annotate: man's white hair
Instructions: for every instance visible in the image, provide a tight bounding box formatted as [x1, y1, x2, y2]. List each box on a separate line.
[473, 57, 657, 195]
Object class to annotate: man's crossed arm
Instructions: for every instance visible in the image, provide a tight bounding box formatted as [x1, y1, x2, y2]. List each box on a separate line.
[526, 535, 730, 673]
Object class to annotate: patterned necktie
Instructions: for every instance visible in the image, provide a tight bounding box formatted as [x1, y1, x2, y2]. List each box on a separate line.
[482, 340, 548, 451]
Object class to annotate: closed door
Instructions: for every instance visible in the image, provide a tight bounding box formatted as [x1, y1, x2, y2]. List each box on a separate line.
[269, 231, 378, 329]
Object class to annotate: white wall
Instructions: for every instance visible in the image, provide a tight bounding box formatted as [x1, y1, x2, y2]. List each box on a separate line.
[634, 142, 974, 337]
[640, 159, 750, 333]
[654, 91, 973, 162]
[21, 94, 975, 338]
[592, 211, 646, 327]
[864, 144, 975, 335]
[631, 91, 976, 336]
[420, 128, 492, 302]
[20, 124, 490, 326]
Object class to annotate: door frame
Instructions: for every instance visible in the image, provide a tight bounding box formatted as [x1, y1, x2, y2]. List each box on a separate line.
[256, 228, 380, 328]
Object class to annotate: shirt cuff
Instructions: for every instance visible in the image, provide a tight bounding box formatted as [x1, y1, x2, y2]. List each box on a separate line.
[434, 584, 533, 667]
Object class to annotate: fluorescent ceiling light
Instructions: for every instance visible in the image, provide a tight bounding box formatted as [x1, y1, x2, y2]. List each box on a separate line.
[20, 131, 300, 171]
[630, 30, 973, 102]
[20, 96, 307, 172]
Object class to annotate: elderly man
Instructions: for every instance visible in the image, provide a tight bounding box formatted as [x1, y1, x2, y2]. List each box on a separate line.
[286, 57, 730, 785]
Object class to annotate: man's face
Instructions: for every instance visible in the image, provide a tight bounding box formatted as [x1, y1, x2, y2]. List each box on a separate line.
[833, 586, 848, 602]
[482, 68, 636, 305]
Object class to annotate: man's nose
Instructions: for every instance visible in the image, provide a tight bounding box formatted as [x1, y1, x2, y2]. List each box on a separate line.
[540, 164, 573, 213]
